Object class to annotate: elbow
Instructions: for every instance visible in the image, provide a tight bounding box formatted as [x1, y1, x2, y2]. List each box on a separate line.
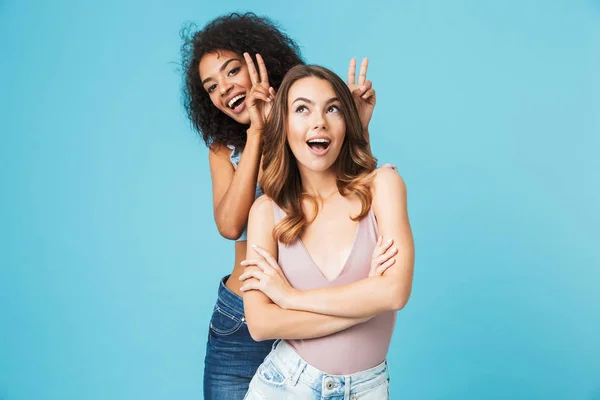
[246, 318, 264, 341]
[218, 228, 243, 241]
[389, 283, 412, 311]
[215, 221, 245, 240]
[390, 295, 410, 311]
[246, 317, 271, 342]
[248, 328, 268, 342]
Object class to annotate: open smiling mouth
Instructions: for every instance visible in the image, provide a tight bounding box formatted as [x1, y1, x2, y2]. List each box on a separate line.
[227, 94, 246, 110]
[306, 138, 331, 155]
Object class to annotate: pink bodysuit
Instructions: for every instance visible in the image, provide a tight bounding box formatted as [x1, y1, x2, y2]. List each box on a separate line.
[273, 202, 397, 375]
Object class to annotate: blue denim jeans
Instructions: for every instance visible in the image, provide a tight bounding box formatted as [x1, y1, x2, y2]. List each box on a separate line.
[244, 340, 390, 400]
[203, 276, 275, 400]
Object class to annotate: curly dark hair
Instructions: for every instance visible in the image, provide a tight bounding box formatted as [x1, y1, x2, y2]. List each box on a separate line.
[181, 12, 304, 150]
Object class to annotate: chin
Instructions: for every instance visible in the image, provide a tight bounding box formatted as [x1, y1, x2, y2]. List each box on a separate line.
[223, 110, 250, 125]
[305, 160, 336, 173]
[236, 115, 251, 125]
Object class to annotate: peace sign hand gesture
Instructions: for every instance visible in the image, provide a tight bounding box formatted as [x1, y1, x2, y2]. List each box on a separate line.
[244, 52, 276, 132]
[347, 58, 376, 134]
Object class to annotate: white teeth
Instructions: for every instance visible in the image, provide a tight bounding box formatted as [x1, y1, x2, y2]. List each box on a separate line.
[307, 138, 331, 144]
[228, 94, 246, 109]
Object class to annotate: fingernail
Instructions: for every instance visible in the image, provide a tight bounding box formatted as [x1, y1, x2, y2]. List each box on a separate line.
[360, 85, 366, 90]
[251, 244, 257, 248]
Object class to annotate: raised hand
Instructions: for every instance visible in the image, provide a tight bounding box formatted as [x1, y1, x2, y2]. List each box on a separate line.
[244, 52, 277, 132]
[347, 58, 376, 134]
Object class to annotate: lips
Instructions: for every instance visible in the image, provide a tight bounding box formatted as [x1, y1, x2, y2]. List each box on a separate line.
[227, 94, 246, 109]
[306, 136, 332, 156]
[225, 93, 247, 115]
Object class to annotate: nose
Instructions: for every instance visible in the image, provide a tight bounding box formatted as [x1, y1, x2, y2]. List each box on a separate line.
[312, 111, 327, 131]
[218, 76, 233, 96]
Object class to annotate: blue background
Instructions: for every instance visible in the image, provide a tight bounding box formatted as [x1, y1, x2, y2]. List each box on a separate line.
[1, 0, 599, 399]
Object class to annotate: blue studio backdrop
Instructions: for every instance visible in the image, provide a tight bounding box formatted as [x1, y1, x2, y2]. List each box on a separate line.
[1, 0, 599, 399]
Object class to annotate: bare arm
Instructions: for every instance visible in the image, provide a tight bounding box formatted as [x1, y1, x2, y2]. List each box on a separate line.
[242, 195, 369, 341]
[282, 168, 414, 318]
[209, 132, 262, 240]
[209, 53, 278, 240]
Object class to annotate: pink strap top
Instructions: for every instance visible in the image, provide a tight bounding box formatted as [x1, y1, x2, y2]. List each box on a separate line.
[273, 202, 397, 375]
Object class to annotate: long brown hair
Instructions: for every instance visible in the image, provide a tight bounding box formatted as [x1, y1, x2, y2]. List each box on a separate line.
[261, 65, 378, 245]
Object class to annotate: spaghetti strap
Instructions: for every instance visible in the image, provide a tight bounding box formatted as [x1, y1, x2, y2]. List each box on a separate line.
[379, 163, 398, 171]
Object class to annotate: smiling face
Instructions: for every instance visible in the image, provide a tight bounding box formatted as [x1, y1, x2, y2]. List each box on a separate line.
[198, 50, 252, 124]
[285, 77, 346, 173]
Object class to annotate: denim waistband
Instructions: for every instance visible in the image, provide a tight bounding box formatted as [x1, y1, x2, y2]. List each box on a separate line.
[268, 340, 389, 396]
[215, 275, 244, 319]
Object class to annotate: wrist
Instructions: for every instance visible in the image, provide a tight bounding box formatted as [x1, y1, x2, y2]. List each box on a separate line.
[245, 129, 263, 149]
[247, 126, 263, 139]
[283, 288, 302, 310]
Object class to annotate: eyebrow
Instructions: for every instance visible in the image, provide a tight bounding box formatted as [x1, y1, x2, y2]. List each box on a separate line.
[201, 58, 241, 85]
[292, 97, 340, 105]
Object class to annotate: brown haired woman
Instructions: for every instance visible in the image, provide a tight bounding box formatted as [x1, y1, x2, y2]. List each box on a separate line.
[238, 64, 415, 399]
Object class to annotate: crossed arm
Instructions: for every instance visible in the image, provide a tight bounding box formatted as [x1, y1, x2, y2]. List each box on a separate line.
[241, 195, 370, 341]
[242, 168, 414, 341]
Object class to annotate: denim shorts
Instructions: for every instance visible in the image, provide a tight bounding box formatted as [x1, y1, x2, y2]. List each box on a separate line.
[203, 276, 275, 400]
[244, 340, 390, 400]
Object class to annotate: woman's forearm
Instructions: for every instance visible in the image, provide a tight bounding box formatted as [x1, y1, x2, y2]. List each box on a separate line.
[284, 275, 411, 318]
[246, 302, 370, 342]
[214, 131, 262, 238]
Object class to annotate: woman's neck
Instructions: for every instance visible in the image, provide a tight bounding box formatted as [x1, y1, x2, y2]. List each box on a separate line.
[298, 166, 338, 200]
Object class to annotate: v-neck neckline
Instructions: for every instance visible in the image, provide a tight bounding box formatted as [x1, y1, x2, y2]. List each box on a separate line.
[296, 214, 364, 283]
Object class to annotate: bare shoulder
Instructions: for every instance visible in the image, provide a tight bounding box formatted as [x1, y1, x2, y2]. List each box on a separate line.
[249, 194, 276, 222]
[248, 195, 277, 248]
[371, 166, 410, 227]
[372, 166, 407, 197]
[208, 143, 233, 161]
